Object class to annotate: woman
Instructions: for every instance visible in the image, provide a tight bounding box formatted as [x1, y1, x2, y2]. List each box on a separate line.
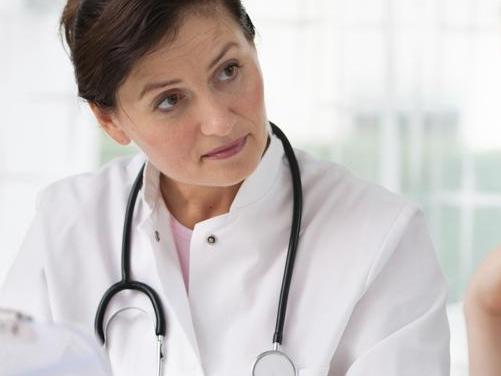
[0, 0, 449, 375]
[465, 246, 501, 375]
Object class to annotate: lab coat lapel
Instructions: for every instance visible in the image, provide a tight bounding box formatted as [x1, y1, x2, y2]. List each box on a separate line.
[127, 158, 202, 366]
[141, 215, 200, 361]
[138, 215, 202, 364]
[230, 124, 285, 211]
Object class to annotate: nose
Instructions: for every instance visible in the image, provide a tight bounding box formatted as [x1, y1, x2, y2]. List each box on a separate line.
[198, 94, 235, 137]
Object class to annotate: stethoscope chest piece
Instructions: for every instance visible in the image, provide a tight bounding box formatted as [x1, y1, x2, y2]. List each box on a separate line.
[252, 348, 297, 376]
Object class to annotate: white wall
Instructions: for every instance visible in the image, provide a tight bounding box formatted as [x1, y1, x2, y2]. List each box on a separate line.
[0, 2, 100, 282]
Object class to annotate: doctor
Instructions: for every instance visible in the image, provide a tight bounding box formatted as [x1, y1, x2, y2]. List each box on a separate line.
[0, 0, 449, 375]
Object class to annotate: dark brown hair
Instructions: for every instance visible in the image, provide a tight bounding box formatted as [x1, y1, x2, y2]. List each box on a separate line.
[60, 0, 256, 110]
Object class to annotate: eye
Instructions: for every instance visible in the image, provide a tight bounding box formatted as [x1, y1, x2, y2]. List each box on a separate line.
[217, 62, 242, 82]
[156, 93, 184, 112]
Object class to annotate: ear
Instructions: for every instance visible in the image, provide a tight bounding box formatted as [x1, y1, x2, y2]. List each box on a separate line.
[89, 102, 132, 145]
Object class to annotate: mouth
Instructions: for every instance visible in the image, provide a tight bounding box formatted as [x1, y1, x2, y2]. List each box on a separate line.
[202, 135, 248, 160]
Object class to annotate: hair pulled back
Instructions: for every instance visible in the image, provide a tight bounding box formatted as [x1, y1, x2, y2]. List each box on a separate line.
[60, 0, 256, 109]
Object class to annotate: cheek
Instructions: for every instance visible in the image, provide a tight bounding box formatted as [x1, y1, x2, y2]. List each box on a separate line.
[235, 68, 265, 113]
[128, 122, 196, 164]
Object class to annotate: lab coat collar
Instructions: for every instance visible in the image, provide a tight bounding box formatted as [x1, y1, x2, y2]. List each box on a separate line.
[122, 152, 160, 220]
[142, 160, 162, 214]
[229, 122, 284, 212]
[127, 121, 285, 217]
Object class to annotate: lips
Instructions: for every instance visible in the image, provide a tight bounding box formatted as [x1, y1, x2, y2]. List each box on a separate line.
[203, 135, 248, 158]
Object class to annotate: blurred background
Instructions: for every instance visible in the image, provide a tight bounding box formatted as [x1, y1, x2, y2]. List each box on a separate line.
[2, 0, 501, 373]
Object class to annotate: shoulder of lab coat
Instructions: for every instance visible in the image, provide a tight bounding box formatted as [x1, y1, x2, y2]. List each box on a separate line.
[0, 154, 144, 321]
[312, 169, 450, 374]
[291, 150, 449, 374]
[35, 153, 144, 217]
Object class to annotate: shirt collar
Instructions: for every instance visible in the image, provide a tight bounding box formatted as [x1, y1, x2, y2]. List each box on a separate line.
[132, 122, 285, 215]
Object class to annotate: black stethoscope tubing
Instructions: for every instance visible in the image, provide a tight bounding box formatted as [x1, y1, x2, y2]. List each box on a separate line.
[95, 162, 166, 343]
[269, 123, 303, 345]
[94, 122, 302, 354]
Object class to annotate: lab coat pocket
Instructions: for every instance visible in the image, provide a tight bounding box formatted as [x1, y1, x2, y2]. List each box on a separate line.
[102, 291, 159, 376]
[298, 367, 330, 376]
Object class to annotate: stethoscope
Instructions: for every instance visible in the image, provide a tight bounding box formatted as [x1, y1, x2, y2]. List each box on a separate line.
[94, 122, 303, 376]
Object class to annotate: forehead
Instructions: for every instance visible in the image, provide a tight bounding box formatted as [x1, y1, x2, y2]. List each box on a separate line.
[129, 11, 246, 82]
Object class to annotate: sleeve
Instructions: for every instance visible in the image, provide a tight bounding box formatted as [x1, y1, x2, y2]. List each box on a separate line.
[329, 207, 450, 376]
[0, 191, 53, 321]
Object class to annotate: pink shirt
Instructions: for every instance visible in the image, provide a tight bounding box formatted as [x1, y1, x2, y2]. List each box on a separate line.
[169, 213, 193, 293]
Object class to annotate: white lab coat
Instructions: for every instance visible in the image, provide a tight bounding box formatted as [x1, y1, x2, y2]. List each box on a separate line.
[0, 130, 450, 375]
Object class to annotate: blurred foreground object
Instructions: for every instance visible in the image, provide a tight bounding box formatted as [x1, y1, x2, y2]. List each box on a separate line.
[0, 308, 111, 376]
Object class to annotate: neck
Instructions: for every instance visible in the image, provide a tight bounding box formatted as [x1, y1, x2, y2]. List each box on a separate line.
[160, 133, 272, 229]
[160, 176, 242, 230]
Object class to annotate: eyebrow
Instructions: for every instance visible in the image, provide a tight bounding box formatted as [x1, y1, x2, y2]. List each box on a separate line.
[138, 41, 240, 100]
[207, 41, 239, 71]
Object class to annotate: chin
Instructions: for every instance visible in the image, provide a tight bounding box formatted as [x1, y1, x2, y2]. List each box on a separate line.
[214, 168, 255, 187]
[208, 158, 261, 187]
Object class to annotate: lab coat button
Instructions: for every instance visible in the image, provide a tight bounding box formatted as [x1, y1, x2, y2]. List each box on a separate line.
[154, 231, 160, 242]
[207, 235, 216, 245]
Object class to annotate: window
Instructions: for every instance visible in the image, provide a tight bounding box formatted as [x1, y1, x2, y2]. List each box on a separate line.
[245, 0, 501, 304]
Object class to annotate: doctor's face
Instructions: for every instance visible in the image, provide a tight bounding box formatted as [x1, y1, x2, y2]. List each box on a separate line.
[98, 9, 268, 189]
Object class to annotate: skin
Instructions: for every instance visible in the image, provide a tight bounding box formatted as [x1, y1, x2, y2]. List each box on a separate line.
[90, 8, 269, 229]
[465, 246, 501, 375]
